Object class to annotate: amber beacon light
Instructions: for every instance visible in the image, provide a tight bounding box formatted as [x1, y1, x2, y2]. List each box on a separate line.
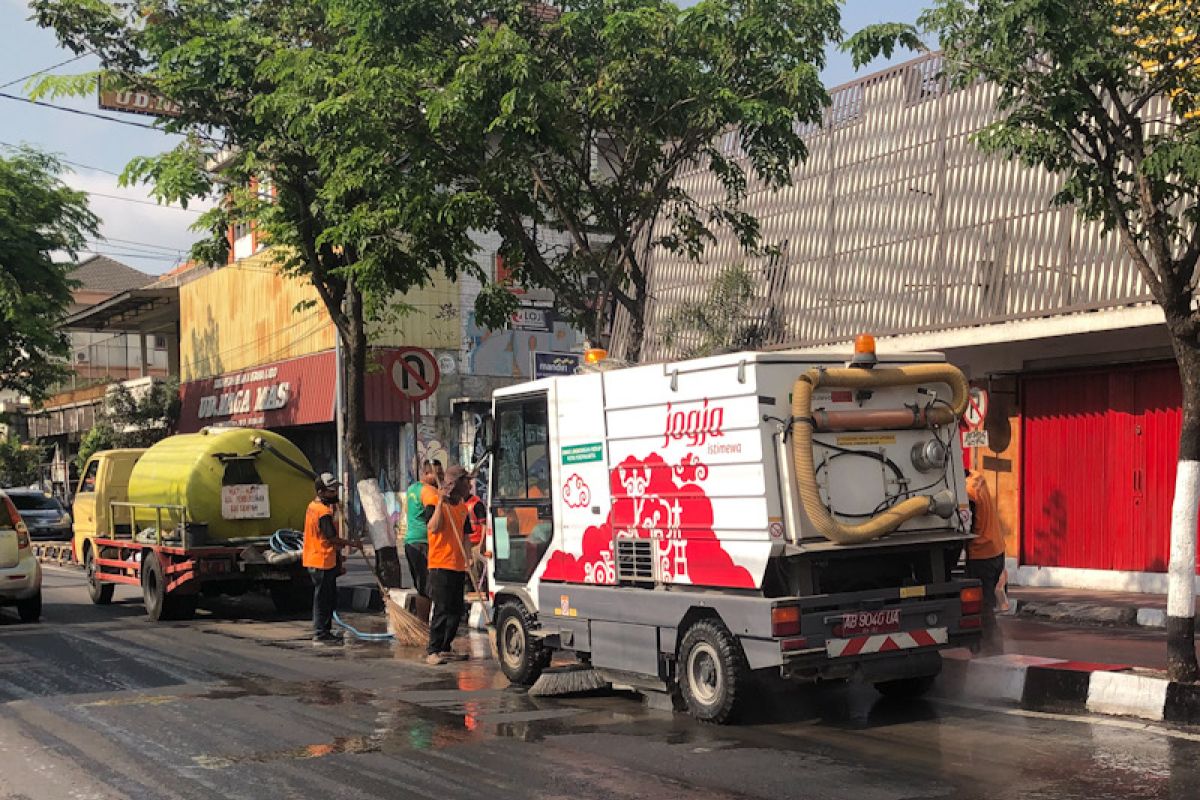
[584, 347, 608, 364]
[851, 333, 877, 366]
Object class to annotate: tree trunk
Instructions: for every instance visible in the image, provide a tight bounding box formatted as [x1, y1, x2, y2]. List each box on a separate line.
[624, 269, 648, 363]
[1167, 339, 1200, 683]
[342, 282, 402, 588]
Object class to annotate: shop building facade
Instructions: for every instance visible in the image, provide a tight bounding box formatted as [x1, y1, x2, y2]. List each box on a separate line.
[625, 52, 1193, 592]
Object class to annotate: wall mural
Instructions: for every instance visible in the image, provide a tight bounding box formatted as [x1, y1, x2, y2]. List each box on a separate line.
[463, 311, 582, 378]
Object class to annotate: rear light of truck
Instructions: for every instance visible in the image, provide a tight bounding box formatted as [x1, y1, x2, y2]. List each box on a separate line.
[960, 615, 982, 630]
[960, 586, 983, 616]
[781, 637, 809, 652]
[771, 605, 802, 637]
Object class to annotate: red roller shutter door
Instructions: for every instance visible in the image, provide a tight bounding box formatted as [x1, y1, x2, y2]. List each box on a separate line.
[1021, 362, 1193, 573]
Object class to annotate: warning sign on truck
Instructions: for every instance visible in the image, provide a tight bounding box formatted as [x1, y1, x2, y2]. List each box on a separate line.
[221, 484, 271, 519]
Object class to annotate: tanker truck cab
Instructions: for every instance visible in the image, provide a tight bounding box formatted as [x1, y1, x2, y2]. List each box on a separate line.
[72, 449, 146, 562]
[487, 345, 983, 723]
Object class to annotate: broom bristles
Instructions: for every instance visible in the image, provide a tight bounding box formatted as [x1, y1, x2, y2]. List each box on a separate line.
[385, 594, 429, 647]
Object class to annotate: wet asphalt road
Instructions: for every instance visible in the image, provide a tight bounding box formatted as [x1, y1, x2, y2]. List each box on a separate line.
[2, 567, 1199, 800]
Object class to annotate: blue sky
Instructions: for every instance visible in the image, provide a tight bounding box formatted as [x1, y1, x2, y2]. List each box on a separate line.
[0, 0, 925, 275]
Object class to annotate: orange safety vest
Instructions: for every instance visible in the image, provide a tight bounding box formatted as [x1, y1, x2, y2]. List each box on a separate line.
[302, 499, 338, 570]
[966, 474, 1005, 560]
[428, 501, 471, 573]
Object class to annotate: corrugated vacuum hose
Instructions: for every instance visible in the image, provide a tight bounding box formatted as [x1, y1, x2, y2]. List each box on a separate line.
[791, 364, 969, 545]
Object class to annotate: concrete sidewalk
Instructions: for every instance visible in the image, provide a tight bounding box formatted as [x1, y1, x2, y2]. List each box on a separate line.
[1009, 585, 1186, 629]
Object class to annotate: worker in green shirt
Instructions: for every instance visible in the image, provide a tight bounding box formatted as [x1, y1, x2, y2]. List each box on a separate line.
[404, 460, 442, 597]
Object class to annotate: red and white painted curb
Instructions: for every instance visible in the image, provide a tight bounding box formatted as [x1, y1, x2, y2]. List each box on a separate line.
[937, 652, 1200, 725]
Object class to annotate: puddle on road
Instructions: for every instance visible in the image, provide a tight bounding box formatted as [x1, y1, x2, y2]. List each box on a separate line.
[80, 694, 184, 708]
[198, 673, 375, 706]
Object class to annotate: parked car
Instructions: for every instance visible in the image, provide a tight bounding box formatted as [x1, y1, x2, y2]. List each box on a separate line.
[0, 489, 42, 623]
[5, 489, 72, 541]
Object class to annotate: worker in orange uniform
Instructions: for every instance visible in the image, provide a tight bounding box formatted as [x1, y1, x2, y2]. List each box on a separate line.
[965, 470, 1005, 654]
[423, 465, 474, 665]
[303, 472, 359, 645]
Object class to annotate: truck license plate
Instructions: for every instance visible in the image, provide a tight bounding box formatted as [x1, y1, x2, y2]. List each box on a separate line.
[836, 608, 901, 636]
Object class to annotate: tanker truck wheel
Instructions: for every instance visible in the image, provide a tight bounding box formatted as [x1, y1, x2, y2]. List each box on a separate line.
[270, 577, 312, 615]
[84, 545, 114, 605]
[677, 619, 750, 724]
[141, 552, 197, 622]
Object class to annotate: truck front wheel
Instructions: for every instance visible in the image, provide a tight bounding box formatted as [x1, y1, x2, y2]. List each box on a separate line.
[496, 602, 550, 686]
[84, 545, 114, 605]
[142, 552, 197, 622]
[677, 619, 750, 724]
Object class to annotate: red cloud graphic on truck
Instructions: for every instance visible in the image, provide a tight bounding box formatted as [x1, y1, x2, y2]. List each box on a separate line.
[541, 453, 755, 589]
[561, 474, 591, 508]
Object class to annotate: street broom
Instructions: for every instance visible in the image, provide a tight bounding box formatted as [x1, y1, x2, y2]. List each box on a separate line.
[359, 546, 429, 647]
[341, 509, 428, 647]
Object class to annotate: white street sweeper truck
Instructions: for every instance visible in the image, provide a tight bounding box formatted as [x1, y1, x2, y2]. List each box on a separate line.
[484, 338, 984, 723]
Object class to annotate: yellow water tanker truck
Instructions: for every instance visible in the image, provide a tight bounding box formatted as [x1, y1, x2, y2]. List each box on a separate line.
[73, 427, 319, 621]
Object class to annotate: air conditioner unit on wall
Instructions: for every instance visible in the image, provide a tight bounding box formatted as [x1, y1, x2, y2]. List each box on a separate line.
[74, 351, 89, 364]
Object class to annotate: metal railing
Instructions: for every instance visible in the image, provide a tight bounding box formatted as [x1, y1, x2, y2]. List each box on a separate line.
[108, 501, 190, 546]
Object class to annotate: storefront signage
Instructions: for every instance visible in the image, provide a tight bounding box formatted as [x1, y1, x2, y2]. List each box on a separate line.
[179, 349, 417, 434]
[221, 484, 270, 519]
[512, 306, 554, 332]
[531, 351, 581, 379]
[98, 77, 182, 118]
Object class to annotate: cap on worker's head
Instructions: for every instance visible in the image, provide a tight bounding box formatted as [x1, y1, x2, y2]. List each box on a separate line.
[315, 472, 341, 492]
[442, 465, 469, 488]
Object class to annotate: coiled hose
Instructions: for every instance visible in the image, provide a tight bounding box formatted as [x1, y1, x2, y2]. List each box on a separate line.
[269, 528, 392, 641]
[791, 364, 969, 545]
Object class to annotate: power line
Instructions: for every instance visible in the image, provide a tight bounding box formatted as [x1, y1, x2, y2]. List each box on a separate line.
[86, 235, 185, 255]
[0, 54, 89, 91]
[0, 139, 123, 176]
[83, 190, 206, 214]
[79, 248, 182, 262]
[0, 90, 167, 132]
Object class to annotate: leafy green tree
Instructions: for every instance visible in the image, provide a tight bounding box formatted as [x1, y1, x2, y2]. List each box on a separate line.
[74, 380, 178, 471]
[75, 424, 117, 474]
[849, 0, 1200, 680]
[0, 147, 97, 401]
[0, 438, 45, 488]
[422, 0, 840, 360]
[659, 265, 771, 357]
[33, 0, 483, 584]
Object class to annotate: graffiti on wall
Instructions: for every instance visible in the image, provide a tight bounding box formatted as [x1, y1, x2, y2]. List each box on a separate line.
[463, 312, 582, 378]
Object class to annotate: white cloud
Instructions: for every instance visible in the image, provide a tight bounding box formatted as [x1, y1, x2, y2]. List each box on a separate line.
[64, 169, 215, 275]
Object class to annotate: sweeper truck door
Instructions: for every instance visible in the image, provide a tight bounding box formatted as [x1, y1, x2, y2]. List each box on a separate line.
[491, 393, 554, 585]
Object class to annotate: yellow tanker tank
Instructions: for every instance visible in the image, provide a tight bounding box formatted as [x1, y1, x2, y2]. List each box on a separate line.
[127, 427, 314, 543]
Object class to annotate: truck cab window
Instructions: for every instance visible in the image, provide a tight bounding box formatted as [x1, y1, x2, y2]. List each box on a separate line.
[492, 395, 553, 584]
[79, 460, 99, 494]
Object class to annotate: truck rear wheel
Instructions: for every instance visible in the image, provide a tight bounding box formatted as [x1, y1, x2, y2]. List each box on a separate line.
[496, 602, 550, 686]
[270, 577, 311, 614]
[142, 552, 197, 622]
[85, 545, 114, 605]
[677, 619, 749, 724]
[874, 674, 938, 699]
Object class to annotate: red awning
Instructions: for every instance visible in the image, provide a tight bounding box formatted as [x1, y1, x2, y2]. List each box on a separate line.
[178, 348, 432, 433]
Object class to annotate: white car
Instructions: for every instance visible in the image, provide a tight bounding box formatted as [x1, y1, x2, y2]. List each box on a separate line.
[0, 489, 41, 622]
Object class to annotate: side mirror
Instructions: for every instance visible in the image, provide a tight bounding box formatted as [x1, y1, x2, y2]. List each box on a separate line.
[484, 416, 497, 455]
